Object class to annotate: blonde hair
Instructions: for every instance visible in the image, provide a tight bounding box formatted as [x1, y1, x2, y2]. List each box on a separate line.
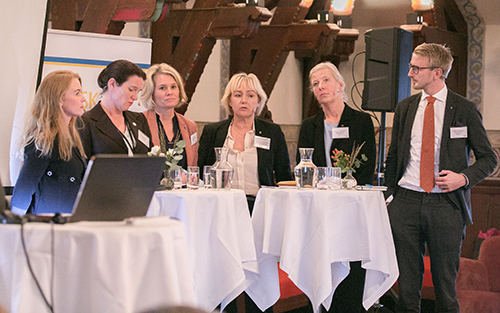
[23, 70, 85, 161]
[309, 62, 347, 102]
[141, 63, 188, 110]
[413, 43, 454, 79]
[221, 73, 267, 116]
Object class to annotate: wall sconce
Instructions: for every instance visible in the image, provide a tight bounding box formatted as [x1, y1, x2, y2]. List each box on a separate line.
[331, 0, 356, 16]
[407, 0, 434, 25]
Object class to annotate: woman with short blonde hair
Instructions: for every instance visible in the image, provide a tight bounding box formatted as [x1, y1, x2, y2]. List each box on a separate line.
[198, 72, 291, 210]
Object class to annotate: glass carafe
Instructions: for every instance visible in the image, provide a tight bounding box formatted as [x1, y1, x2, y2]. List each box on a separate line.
[210, 147, 234, 190]
[294, 148, 317, 188]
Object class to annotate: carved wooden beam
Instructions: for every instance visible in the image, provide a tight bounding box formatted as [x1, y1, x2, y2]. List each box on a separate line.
[231, 23, 338, 96]
[50, 0, 185, 34]
[151, 5, 272, 114]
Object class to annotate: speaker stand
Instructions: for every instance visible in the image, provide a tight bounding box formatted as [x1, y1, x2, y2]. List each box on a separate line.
[377, 112, 387, 186]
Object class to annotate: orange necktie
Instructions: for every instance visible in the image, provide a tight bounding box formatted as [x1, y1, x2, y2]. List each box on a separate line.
[420, 96, 435, 193]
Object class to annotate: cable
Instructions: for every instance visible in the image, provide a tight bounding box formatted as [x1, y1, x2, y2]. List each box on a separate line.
[51, 222, 55, 311]
[20, 219, 54, 313]
[349, 50, 382, 129]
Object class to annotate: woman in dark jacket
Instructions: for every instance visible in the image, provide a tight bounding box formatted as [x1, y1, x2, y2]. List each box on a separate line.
[79, 59, 152, 157]
[11, 71, 86, 215]
[198, 73, 292, 212]
[297, 62, 377, 313]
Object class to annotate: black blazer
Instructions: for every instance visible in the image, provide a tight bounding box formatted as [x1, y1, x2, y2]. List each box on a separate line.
[11, 140, 86, 215]
[79, 102, 152, 157]
[297, 104, 377, 185]
[385, 90, 497, 225]
[198, 118, 292, 187]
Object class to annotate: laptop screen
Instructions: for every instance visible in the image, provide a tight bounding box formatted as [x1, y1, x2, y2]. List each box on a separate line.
[69, 154, 165, 222]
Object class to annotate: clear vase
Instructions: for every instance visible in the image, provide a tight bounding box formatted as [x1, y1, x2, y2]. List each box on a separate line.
[210, 147, 234, 190]
[294, 148, 318, 188]
[160, 169, 174, 190]
[342, 169, 357, 189]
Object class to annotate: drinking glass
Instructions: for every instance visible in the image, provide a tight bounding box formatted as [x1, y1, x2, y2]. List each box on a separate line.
[329, 167, 342, 190]
[173, 168, 182, 190]
[187, 166, 199, 190]
[203, 165, 212, 189]
[316, 167, 331, 190]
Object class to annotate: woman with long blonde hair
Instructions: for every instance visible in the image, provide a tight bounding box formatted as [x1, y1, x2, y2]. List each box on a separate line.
[11, 70, 87, 215]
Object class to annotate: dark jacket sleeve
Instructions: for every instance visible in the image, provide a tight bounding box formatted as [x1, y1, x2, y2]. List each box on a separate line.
[355, 112, 377, 185]
[11, 142, 50, 214]
[197, 122, 218, 169]
[458, 101, 497, 188]
[296, 117, 316, 165]
[270, 123, 293, 183]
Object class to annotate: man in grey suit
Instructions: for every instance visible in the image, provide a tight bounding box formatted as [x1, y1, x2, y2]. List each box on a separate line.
[385, 43, 497, 312]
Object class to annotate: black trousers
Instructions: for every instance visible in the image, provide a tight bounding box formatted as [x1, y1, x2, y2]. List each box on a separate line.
[388, 188, 464, 313]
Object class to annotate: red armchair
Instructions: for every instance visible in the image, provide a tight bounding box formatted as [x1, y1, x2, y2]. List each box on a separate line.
[456, 235, 500, 313]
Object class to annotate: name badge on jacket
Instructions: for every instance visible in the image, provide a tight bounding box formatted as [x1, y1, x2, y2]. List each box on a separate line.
[191, 132, 198, 145]
[332, 127, 349, 139]
[450, 126, 467, 139]
[254, 136, 271, 150]
[138, 130, 150, 147]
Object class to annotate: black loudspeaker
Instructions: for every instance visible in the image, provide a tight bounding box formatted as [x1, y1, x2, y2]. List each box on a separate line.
[362, 27, 413, 112]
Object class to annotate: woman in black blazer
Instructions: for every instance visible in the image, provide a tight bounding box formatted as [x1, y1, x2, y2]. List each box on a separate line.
[198, 73, 292, 212]
[298, 62, 376, 185]
[199, 73, 290, 313]
[298, 62, 376, 313]
[11, 71, 87, 215]
[79, 60, 152, 157]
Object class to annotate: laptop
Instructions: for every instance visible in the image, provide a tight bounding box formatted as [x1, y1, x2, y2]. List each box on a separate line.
[68, 154, 165, 222]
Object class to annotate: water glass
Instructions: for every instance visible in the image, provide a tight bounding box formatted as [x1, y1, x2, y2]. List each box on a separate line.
[173, 168, 182, 190]
[316, 167, 331, 190]
[329, 167, 342, 190]
[203, 165, 212, 189]
[187, 166, 199, 190]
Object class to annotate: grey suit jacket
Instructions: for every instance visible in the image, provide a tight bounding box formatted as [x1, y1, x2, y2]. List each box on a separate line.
[385, 89, 497, 225]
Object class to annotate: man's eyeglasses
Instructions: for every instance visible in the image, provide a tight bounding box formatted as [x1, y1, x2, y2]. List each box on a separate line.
[408, 64, 438, 74]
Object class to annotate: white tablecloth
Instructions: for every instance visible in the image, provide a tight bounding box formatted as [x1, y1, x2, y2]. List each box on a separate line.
[147, 188, 259, 311]
[246, 187, 398, 311]
[0, 216, 196, 313]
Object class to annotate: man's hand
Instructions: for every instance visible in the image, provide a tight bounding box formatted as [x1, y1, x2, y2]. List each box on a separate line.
[435, 170, 466, 192]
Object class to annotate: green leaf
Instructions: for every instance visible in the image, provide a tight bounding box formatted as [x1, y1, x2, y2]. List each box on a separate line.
[176, 140, 186, 149]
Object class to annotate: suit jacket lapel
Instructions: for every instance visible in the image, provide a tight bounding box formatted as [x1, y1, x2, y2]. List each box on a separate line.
[312, 111, 327, 166]
[439, 90, 457, 169]
[92, 103, 127, 150]
[402, 94, 420, 168]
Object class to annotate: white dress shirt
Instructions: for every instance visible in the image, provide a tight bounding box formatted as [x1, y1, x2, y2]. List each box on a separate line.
[398, 86, 448, 193]
[223, 123, 260, 196]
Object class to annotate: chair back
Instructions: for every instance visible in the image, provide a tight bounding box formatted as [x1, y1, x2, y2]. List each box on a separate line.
[478, 235, 500, 292]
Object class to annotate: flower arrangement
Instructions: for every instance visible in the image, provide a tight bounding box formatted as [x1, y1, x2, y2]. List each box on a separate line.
[149, 140, 186, 189]
[331, 141, 367, 174]
[148, 140, 186, 172]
